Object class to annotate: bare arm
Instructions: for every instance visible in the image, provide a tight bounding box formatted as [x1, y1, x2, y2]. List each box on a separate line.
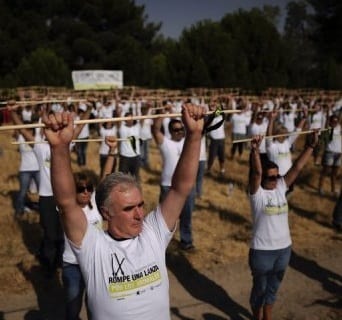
[249, 135, 263, 195]
[284, 131, 319, 187]
[8, 104, 35, 141]
[42, 111, 87, 246]
[101, 136, 118, 180]
[160, 104, 205, 230]
[151, 112, 165, 145]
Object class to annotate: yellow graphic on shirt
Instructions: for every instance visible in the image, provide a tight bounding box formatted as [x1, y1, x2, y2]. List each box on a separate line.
[264, 202, 288, 215]
[108, 264, 161, 298]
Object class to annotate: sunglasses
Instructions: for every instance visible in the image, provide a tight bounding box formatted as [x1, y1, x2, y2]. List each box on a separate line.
[172, 127, 184, 133]
[76, 184, 94, 193]
[264, 174, 281, 182]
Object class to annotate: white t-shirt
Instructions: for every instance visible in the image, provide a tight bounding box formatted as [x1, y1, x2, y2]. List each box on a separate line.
[199, 136, 207, 161]
[208, 117, 225, 140]
[99, 126, 118, 155]
[249, 122, 268, 153]
[249, 178, 291, 250]
[18, 134, 39, 172]
[326, 124, 342, 153]
[34, 143, 73, 196]
[34, 143, 53, 196]
[309, 111, 326, 130]
[140, 118, 153, 141]
[119, 123, 141, 157]
[159, 138, 184, 186]
[98, 104, 115, 119]
[75, 115, 89, 139]
[71, 206, 174, 320]
[266, 131, 299, 176]
[231, 113, 249, 135]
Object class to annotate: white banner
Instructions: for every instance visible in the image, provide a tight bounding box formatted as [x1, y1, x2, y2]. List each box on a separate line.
[72, 70, 123, 90]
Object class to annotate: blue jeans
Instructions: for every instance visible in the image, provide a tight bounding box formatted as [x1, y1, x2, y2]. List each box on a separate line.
[196, 160, 206, 197]
[333, 191, 342, 226]
[76, 140, 88, 166]
[62, 263, 86, 320]
[38, 196, 64, 272]
[160, 185, 195, 245]
[249, 246, 291, 309]
[140, 139, 151, 168]
[16, 170, 40, 215]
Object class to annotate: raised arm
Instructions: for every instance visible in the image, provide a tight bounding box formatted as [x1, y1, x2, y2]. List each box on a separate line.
[8, 103, 35, 141]
[160, 104, 205, 230]
[101, 136, 118, 180]
[42, 111, 87, 246]
[284, 131, 319, 187]
[249, 135, 263, 195]
[151, 110, 165, 145]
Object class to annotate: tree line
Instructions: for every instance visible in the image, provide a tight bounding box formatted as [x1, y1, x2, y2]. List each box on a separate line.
[0, 0, 341, 91]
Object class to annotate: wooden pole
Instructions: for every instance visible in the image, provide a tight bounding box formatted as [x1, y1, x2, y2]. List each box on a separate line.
[232, 128, 329, 144]
[0, 99, 87, 105]
[0, 109, 240, 131]
[11, 137, 129, 145]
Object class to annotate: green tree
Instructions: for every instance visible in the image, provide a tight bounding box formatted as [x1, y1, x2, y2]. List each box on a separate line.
[16, 48, 70, 86]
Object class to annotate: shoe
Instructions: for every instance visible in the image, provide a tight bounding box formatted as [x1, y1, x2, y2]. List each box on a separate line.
[332, 222, 342, 233]
[24, 206, 32, 213]
[180, 242, 195, 251]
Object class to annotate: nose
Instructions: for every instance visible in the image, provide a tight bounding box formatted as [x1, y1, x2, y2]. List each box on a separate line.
[133, 206, 144, 220]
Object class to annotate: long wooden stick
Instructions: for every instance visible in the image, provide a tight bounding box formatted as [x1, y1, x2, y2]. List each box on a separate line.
[11, 137, 129, 145]
[0, 109, 240, 131]
[0, 99, 87, 105]
[232, 128, 330, 144]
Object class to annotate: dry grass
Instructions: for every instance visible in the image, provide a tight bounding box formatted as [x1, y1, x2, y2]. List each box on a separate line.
[0, 126, 340, 295]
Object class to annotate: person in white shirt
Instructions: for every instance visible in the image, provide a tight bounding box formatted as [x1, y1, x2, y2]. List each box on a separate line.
[44, 103, 204, 320]
[152, 114, 197, 250]
[249, 107, 269, 164]
[308, 100, 326, 165]
[9, 101, 92, 276]
[62, 173, 102, 320]
[12, 124, 40, 217]
[266, 109, 307, 177]
[118, 111, 141, 180]
[206, 99, 226, 175]
[230, 104, 250, 160]
[139, 103, 153, 169]
[318, 113, 342, 196]
[248, 131, 318, 320]
[74, 103, 91, 168]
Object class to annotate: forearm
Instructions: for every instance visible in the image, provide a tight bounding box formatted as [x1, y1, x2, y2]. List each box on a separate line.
[101, 147, 116, 180]
[267, 118, 274, 136]
[50, 144, 76, 209]
[285, 145, 313, 185]
[172, 133, 202, 194]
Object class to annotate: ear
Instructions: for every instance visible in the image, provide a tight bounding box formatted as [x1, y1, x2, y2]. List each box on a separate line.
[100, 206, 111, 221]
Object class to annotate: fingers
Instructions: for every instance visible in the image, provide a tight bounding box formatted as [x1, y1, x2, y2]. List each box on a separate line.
[182, 103, 205, 121]
[42, 110, 72, 131]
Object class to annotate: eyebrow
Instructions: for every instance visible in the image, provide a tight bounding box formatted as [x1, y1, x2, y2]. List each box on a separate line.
[122, 201, 145, 212]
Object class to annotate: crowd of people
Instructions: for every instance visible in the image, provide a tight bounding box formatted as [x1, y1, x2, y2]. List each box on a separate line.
[1, 90, 342, 320]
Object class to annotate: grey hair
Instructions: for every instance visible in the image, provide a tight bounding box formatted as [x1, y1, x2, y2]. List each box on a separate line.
[95, 172, 141, 213]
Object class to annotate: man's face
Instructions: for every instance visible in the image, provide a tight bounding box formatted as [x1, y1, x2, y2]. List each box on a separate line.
[107, 185, 145, 239]
[262, 168, 280, 190]
[170, 123, 185, 141]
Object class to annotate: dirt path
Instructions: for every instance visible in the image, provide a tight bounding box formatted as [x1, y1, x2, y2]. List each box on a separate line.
[0, 243, 340, 320]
